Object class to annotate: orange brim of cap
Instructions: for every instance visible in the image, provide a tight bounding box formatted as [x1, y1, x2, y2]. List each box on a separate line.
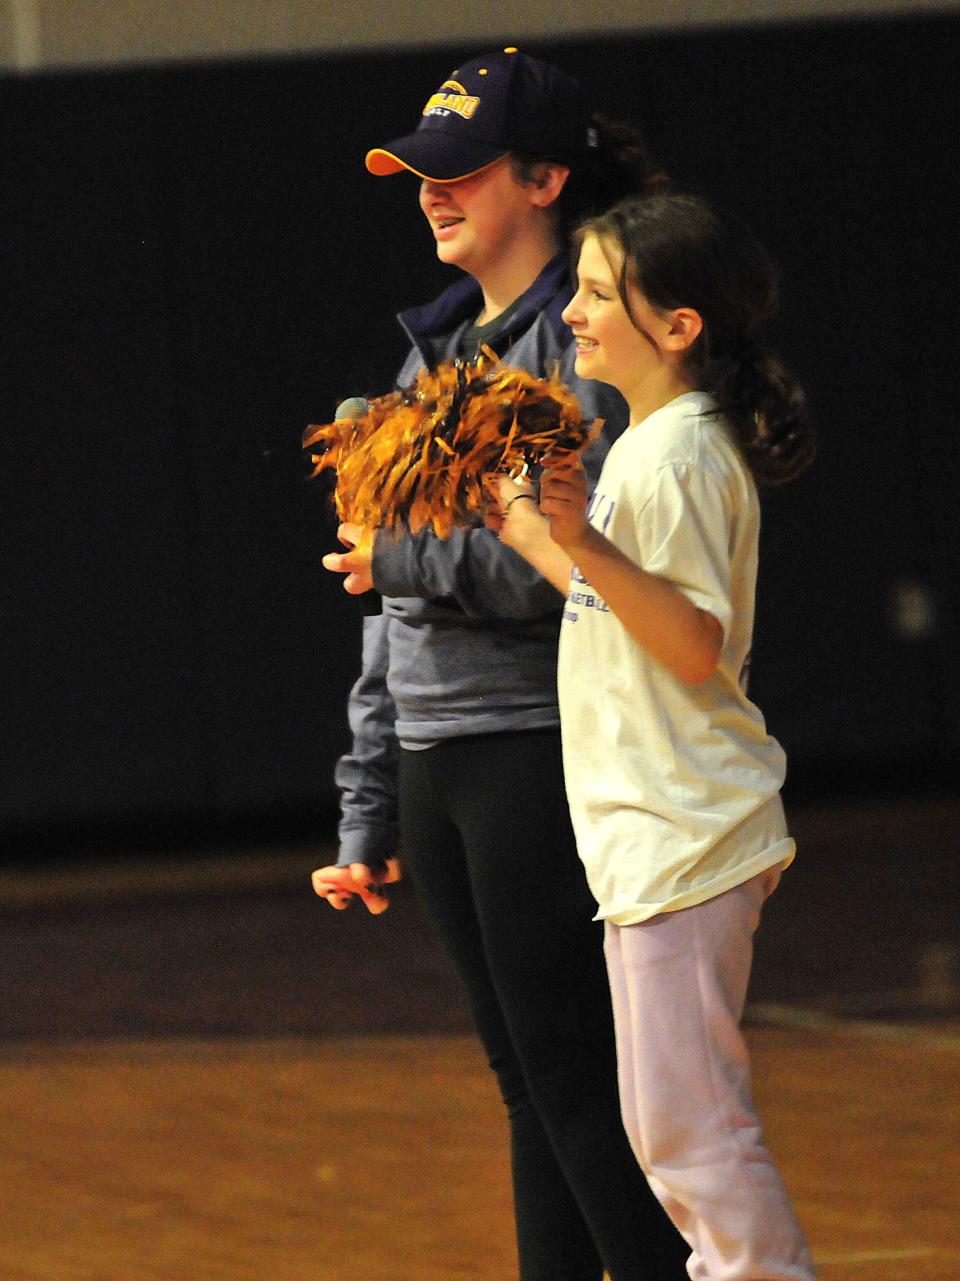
[364, 148, 506, 183]
[365, 148, 408, 176]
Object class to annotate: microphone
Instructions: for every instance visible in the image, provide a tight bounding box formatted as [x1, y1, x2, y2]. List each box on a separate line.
[334, 396, 369, 421]
[330, 395, 381, 617]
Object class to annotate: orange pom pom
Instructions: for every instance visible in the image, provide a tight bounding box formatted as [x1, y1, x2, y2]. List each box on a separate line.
[303, 350, 599, 540]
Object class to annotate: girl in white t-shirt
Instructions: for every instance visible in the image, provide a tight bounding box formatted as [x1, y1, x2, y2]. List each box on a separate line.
[496, 192, 817, 1281]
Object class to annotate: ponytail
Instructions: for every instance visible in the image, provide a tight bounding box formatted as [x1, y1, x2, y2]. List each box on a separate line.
[710, 347, 814, 486]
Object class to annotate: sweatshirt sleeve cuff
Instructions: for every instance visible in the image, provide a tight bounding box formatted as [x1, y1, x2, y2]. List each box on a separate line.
[337, 826, 399, 869]
[370, 534, 413, 598]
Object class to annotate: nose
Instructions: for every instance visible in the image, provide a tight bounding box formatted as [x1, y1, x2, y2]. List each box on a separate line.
[420, 180, 448, 217]
[561, 293, 584, 328]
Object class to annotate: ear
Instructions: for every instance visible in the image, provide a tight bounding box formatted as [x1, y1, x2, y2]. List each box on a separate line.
[660, 307, 703, 353]
[525, 163, 571, 209]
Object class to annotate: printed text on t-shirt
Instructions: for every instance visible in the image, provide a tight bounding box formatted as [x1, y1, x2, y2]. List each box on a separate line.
[564, 492, 616, 622]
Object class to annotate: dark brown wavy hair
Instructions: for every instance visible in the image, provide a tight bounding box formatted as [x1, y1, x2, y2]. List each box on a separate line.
[510, 115, 669, 241]
[577, 192, 815, 485]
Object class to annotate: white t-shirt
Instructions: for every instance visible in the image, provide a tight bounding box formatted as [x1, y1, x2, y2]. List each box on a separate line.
[557, 391, 794, 925]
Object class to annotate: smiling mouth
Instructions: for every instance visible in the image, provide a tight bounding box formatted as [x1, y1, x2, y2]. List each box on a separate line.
[574, 337, 599, 350]
[436, 217, 464, 229]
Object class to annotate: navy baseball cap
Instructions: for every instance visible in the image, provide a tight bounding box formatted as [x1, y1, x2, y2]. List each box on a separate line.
[365, 47, 594, 183]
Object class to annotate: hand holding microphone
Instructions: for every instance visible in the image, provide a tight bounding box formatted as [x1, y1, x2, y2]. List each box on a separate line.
[321, 521, 374, 595]
[319, 397, 376, 595]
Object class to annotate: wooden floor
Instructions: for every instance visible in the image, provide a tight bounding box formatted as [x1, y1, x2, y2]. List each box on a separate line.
[0, 1024, 958, 1281]
[1, 793, 958, 1280]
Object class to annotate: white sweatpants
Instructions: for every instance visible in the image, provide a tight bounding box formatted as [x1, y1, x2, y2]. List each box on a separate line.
[604, 872, 817, 1281]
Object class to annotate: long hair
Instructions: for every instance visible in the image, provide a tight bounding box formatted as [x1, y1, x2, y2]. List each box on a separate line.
[578, 192, 814, 485]
[510, 116, 669, 242]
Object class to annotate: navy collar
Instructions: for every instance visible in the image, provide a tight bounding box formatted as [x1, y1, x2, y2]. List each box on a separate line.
[399, 253, 573, 362]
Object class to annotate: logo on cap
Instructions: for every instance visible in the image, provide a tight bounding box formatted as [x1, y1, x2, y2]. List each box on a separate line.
[423, 79, 480, 121]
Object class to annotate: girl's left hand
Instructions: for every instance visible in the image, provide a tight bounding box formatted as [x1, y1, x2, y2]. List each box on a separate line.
[539, 460, 590, 551]
[311, 858, 403, 914]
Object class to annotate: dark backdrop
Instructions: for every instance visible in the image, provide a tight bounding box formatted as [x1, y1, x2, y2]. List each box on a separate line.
[2, 14, 957, 857]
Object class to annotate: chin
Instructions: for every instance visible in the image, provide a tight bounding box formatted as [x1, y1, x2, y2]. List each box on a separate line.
[435, 240, 468, 270]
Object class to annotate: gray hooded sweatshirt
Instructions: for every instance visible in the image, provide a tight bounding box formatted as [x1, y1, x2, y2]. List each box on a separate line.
[334, 254, 628, 867]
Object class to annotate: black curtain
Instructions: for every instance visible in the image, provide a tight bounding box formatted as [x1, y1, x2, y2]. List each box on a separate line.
[2, 15, 957, 852]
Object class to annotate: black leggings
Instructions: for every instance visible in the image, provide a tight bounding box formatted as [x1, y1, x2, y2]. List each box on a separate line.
[399, 729, 689, 1281]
